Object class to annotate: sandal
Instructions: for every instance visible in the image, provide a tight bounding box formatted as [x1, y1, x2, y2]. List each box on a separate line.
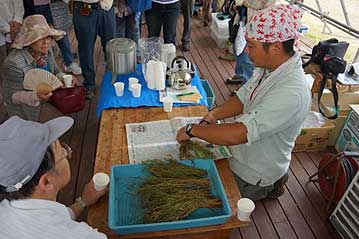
[226, 76, 244, 84]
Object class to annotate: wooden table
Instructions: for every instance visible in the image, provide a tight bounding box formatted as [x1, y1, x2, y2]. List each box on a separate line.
[87, 105, 249, 239]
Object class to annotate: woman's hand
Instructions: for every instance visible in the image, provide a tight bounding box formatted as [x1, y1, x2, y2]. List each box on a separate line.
[37, 91, 53, 101]
[71, 75, 79, 86]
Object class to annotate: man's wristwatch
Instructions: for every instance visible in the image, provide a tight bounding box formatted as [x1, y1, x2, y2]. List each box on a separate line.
[185, 123, 195, 138]
[75, 197, 87, 209]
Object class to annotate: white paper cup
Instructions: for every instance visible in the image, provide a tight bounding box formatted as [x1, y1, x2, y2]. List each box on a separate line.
[63, 74, 72, 87]
[92, 172, 110, 191]
[162, 96, 173, 113]
[128, 77, 139, 91]
[114, 82, 125, 96]
[131, 83, 142, 98]
[237, 198, 255, 221]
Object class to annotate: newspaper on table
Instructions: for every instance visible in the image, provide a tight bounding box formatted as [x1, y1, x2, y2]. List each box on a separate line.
[126, 117, 232, 164]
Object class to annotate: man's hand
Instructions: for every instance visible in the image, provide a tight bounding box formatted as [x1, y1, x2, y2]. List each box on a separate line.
[37, 91, 52, 100]
[201, 111, 217, 125]
[81, 181, 108, 207]
[9, 21, 21, 41]
[176, 126, 191, 144]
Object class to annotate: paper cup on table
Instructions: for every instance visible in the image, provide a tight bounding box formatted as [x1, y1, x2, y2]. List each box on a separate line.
[128, 77, 139, 91]
[162, 96, 173, 112]
[237, 198, 255, 221]
[131, 83, 142, 98]
[114, 82, 125, 96]
[92, 172, 110, 191]
[63, 74, 72, 87]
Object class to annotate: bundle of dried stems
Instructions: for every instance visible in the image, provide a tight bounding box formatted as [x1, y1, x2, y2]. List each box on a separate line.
[138, 159, 222, 223]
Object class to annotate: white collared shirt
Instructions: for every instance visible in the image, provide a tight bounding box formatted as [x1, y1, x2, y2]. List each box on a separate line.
[0, 199, 107, 239]
[229, 54, 311, 187]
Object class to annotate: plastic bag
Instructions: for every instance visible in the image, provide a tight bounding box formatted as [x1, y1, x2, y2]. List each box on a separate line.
[301, 111, 327, 128]
[235, 21, 246, 56]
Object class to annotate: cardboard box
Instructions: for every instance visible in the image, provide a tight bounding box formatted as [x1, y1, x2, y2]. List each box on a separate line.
[335, 105, 359, 153]
[318, 90, 359, 113]
[328, 111, 349, 146]
[293, 121, 335, 152]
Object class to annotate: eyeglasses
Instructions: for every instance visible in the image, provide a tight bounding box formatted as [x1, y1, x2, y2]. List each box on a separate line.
[56, 142, 72, 164]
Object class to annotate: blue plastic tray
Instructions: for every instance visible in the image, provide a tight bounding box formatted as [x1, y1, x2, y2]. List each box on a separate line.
[108, 160, 232, 235]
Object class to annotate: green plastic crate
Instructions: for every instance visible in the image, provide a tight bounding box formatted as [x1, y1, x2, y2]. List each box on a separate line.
[201, 80, 215, 110]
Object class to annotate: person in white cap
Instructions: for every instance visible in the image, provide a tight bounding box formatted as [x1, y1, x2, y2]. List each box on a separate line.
[176, 4, 311, 201]
[0, 116, 107, 239]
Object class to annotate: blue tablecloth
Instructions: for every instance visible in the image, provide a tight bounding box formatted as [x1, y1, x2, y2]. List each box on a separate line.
[96, 64, 208, 117]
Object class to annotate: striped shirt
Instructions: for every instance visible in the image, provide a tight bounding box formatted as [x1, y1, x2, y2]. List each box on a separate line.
[0, 199, 107, 239]
[0, 48, 63, 121]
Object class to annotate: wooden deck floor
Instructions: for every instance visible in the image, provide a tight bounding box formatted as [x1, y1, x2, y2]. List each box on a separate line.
[55, 15, 341, 238]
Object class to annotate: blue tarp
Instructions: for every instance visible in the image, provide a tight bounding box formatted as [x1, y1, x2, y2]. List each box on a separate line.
[96, 64, 208, 117]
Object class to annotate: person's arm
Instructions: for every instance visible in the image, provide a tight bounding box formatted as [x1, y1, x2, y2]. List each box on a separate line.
[12, 91, 41, 106]
[68, 181, 108, 220]
[0, 17, 10, 34]
[202, 95, 244, 123]
[177, 122, 248, 145]
[176, 95, 246, 145]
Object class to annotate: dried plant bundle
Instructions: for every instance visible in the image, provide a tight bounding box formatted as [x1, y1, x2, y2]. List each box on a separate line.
[179, 140, 214, 160]
[138, 159, 222, 223]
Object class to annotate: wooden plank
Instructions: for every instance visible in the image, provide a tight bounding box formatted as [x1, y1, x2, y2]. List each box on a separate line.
[176, 18, 227, 106]
[250, 201, 279, 239]
[278, 186, 316, 239]
[239, 223, 261, 239]
[229, 229, 242, 239]
[262, 199, 297, 239]
[285, 168, 331, 239]
[291, 154, 339, 238]
[75, 38, 105, 200]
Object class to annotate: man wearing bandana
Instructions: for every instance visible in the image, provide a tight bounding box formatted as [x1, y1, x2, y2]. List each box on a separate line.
[177, 4, 311, 201]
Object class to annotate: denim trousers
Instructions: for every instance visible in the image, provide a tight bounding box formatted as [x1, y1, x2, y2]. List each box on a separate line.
[56, 35, 73, 66]
[116, 13, 140, 44]
[33, 4, 54, 25]
[180, 0, 194, 45]
[145, 2, 180, 44]
[73, 2, 115, 89]
[235, 51, 254, 83]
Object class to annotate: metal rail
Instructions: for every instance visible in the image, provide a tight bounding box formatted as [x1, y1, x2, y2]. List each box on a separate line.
[289, 0, 359, 38]
[287, 0, 359, 62]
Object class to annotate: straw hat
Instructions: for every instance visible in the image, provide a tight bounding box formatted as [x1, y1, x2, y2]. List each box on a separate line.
[12, 15, 66, 50]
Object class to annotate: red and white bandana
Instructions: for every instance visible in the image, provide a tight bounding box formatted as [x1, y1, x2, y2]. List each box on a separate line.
[246, 4, 304, 50]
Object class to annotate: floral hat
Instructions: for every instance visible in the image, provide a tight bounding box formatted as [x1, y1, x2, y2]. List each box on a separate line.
[12, 15, 66, 49]
[246, 4, 304, 51]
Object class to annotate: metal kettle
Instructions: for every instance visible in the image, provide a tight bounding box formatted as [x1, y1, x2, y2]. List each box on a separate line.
[167, 56, 194, 90]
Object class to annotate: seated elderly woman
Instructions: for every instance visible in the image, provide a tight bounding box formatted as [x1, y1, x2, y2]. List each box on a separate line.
[0, 14, 77, 122]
